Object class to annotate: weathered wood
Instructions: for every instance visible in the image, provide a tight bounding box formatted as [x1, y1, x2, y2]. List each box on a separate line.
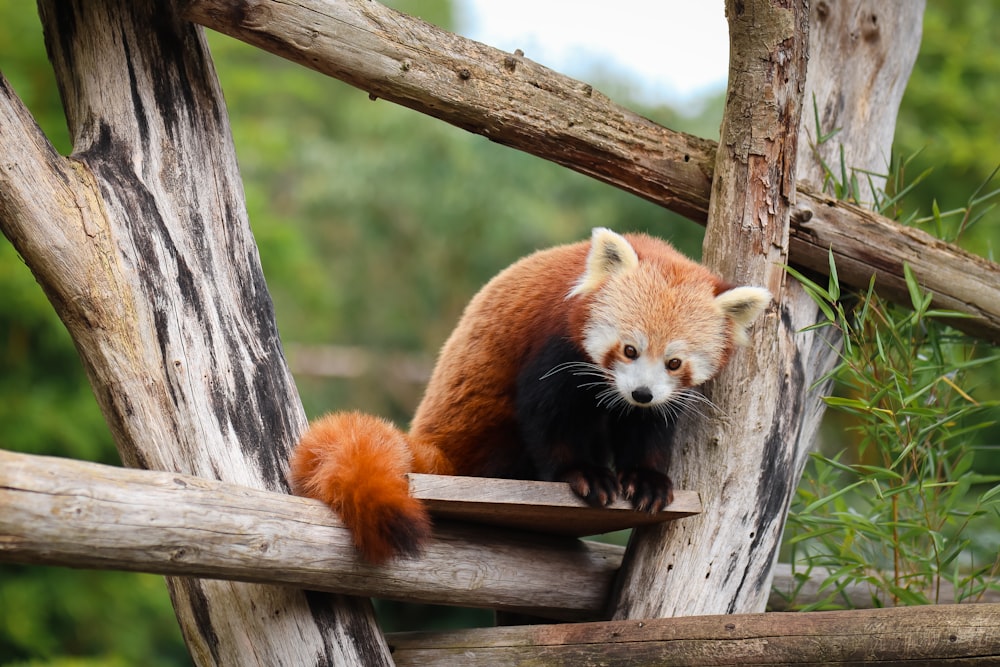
[612, 0, 812, 619]
[387, 604, 1000, 666]
[7, 452, 995, 646]
[410, 473, 700, 537]
[790, 191, 998, 338]
[0, 449, 621, 621]
[0, 1, 391, 664]
[180, 0, 1000, 344]
[797, 0, 924, 206]
[2, 447, 993, 619]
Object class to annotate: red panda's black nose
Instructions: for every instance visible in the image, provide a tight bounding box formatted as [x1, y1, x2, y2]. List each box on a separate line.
[631, 387, 653, 404]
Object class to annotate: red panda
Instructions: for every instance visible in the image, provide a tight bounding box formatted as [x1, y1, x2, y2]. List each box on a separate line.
[290, 227, 771, 563]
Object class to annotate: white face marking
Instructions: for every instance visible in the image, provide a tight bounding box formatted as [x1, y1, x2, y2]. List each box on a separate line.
[664, 341, 716, 386]
[581, 321, 619, 365]
[613, 354, 680, 407]
[578, 277, 727, 409]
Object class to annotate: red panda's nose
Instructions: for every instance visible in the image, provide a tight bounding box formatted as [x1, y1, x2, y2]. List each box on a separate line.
[631, 387, 653, 404]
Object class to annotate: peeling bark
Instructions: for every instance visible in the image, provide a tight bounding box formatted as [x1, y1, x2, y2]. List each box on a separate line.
[612, 0, 813, 619]
[611, 0, 926, 620]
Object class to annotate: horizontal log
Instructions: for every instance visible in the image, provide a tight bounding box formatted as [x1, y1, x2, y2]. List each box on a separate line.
[2, 449, 994, 617]
[791, 194, 1000, 342]
[387, 604, 1000, 666]
[0, 449, 619, 620]
[180, 0, 1000, 344]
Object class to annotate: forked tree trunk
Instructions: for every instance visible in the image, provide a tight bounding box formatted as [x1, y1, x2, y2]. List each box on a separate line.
[612, 0, 924, 619]
[0, 1, 391, 664]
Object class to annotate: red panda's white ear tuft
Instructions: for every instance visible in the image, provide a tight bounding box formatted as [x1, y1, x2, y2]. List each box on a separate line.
[568, 227, 639, 297]
[715, 286, 772, 345]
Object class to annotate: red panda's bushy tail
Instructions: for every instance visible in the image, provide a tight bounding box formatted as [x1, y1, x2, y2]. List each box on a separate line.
[289, 411, 432, 564]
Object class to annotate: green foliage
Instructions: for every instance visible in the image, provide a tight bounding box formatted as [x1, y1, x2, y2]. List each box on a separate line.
[0, 567, 190, 666]
[893, 0, 1000, 253]
[784, 257, 1000, 608]
[784, 38, 1000, 608]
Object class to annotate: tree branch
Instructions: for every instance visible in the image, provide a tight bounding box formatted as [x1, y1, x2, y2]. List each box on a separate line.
[387, 604, 1000, 666]
[180, 0, 1000, 344]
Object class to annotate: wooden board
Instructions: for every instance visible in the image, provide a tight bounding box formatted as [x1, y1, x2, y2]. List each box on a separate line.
[409, 474, 701, 537]
[388, 603, 1000, 666]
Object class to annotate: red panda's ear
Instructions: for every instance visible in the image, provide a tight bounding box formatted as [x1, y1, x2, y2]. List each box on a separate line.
[715, 286, 772, 345]
[569, 227, 639, 297]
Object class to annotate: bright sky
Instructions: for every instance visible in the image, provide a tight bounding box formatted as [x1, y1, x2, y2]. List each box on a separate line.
[456, 0, 730, 106]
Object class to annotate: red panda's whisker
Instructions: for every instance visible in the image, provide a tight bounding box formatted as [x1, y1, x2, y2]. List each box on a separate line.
[538, 360, 607, 381]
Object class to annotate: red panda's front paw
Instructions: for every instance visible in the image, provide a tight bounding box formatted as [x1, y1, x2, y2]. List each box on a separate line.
[619, 468, 674, 513]
[559, 466, 621, 507]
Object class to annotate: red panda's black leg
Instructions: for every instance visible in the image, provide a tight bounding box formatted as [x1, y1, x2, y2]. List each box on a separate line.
[612, 410, 676, 512]
[515, 336, 621, 507]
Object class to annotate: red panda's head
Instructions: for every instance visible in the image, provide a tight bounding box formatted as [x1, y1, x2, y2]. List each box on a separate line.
[568, 228, 771, 410]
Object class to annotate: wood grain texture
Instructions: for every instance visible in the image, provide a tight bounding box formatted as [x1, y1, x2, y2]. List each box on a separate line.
[387, 604, 1000, 666]
[410, 474, 700, 537]
[180, 0, 1000, 344]
[0, 1, 391, 664]
[613, 0, 929, 622]
[2, 449, 993, 619]
[0, 450, 621, 621]
[612, 0, 813, 620]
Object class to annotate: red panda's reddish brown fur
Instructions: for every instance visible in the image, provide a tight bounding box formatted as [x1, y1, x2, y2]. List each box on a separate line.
[290, 228, 771, 563]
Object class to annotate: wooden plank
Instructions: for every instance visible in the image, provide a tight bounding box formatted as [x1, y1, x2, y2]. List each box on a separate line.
[410, 474, 701, 537]
[387, 604, 1000, 666]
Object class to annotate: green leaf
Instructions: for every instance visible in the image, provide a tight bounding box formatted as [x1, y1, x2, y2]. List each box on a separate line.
[827, 248, 841, 301]
[802, 479, 867, 514]
[980, 483, 1000, 505]
[903, 263, 925, 313]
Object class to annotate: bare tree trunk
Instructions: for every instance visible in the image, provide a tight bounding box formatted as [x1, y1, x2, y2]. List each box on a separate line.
[799, 0, 926, 203]
[612, 0, 925, 619]
[612, 0, 812, 619]
[0, 1, 390, 664]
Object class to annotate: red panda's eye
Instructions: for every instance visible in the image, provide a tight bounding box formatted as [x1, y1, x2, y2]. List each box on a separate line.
[666, 358, 682, 371]
[623, 344, 639, 360]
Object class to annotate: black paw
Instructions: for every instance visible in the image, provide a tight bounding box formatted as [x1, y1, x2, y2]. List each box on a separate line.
[559, 465, 621, 507]
[619, 468, 674, 513]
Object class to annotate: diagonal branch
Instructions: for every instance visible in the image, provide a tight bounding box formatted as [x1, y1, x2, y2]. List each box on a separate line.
[2, 1, 393, 662]
[179, 0, 1000, 344]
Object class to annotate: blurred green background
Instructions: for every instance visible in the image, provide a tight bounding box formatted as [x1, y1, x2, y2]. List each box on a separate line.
[1, 0, 997, 664]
